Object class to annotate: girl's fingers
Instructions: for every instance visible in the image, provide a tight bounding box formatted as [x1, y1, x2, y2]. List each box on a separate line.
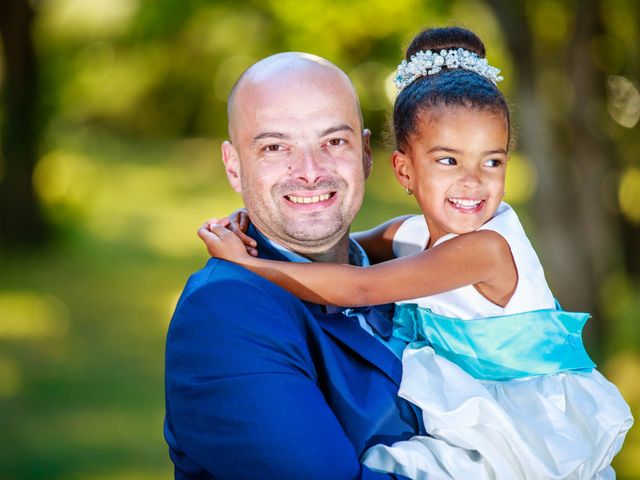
[238, 211, 250, 232]
[198, 213, 257, 255]
[197, 226, 222, 257]
[206, 217, 230, 230]
[208, 224, 228, 239]
[230, 224, 258, 247]
[198, 225, 219, 242]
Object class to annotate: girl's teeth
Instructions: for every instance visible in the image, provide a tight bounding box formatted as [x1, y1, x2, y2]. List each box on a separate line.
[288, 193, 331, 204]
[449, 198, 482, 208]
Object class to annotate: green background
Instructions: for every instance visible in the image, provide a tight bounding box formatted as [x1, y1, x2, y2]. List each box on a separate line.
[0, 0, 638, 478]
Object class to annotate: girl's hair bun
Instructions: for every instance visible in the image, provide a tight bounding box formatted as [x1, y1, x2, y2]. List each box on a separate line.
[406, 27, 486, 60]
[393, 26, 509, 152]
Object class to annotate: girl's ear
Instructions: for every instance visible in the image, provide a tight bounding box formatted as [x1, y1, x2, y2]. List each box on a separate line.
[391, 150, 413, 192]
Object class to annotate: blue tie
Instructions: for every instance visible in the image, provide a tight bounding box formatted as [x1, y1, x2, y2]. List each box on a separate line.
[324, 304, 394, 340]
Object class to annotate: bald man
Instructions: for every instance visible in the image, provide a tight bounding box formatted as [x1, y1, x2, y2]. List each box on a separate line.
[164, 53, 422, 479]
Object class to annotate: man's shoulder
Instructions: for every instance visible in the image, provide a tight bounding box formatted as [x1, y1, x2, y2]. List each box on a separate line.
[171, 257, 316, 333]
[180, 257, 294, 304]
[166, 258, 323, 375]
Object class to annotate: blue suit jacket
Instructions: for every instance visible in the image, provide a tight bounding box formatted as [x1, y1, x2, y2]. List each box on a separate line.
[165, 227, 422, 479]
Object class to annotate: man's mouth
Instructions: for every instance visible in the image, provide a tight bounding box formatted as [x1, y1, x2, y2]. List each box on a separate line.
[447, 198, 484, 210]
[285, 193, 334, 204]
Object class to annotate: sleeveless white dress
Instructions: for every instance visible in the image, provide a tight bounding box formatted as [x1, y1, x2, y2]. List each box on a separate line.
[362, 203, 633, 479]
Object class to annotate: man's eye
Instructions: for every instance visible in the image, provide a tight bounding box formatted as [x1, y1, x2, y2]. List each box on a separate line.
[436, 157, 456, 166]
[263, 144, 283, 153]
[326, 138, 346, 147]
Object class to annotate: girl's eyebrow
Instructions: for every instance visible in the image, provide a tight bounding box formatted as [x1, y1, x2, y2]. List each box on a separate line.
[483, 148, 508, 155]
[426, 146, 460, 154]
[426, 146, 507, 155]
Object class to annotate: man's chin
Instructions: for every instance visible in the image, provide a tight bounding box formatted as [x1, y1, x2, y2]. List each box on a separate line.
[281, 220, 348, 244]
[286, 226, 344, 243]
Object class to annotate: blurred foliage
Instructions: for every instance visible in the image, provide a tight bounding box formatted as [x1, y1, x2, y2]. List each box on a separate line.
[0, 0, 638, 479]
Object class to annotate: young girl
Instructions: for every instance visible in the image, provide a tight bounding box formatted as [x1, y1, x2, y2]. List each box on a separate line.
[199, 27, 632, 479]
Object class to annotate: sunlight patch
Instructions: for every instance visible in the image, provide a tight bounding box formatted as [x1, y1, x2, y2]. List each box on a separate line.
[68, 470, 171, 480]
[619, 167, 640, 224]
[0, 354, 22, 398]
[0, 292, 70, 340]
[33, 151, 104, 208]
[39, 0, 138, 36]
[504, 153, 537, 205]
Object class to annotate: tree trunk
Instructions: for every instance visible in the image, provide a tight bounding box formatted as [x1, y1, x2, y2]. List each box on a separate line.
[484, 0, 601, 344]
[0, 0, 48, 246]
[566, 0, 626, 346]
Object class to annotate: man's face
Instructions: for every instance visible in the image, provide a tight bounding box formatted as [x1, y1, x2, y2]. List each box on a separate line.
[224, 64, 371, 254]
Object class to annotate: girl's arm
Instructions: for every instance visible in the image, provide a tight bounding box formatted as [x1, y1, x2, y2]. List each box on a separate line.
[201, 211, 410, 262]
[351, 215, 414, 264]
[202, 211, 413, 263]
[200, 224, 517, 308]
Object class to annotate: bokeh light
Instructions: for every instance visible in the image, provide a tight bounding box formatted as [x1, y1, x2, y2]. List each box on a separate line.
[0, 354, 22, 398]
[37, 0, 138, 37]
[350, 62, 394, 112]
[0, 292, 70, 340]
[607, 75, 640, 129]
[504, 153, 537, 205]
[213, 55, 256, 103]
[619, 167, 640, 224]
[1, 1, 639, 479]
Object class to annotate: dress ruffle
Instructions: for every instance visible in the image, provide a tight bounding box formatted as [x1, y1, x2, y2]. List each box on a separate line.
[362, 306, 633, 479]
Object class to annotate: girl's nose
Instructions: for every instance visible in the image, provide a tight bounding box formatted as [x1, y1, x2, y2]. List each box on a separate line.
[459, 168, 482, 188]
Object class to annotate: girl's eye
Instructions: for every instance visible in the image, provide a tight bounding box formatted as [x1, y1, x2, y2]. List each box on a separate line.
[326, 138, 346, 147]
[436, 157, 456, 166]
[484, 158, 503, 167]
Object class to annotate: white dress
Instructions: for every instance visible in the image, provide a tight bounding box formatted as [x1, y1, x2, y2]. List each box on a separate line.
[362, 203, 633, 479]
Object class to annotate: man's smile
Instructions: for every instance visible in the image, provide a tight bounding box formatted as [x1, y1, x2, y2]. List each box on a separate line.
[285, 192, 335, 204]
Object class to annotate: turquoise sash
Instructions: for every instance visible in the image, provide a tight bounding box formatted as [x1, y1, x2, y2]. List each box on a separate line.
[393, 304, 596, 381]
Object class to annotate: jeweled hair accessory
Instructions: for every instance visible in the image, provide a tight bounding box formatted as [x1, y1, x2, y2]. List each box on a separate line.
[394, 48, 503, 91]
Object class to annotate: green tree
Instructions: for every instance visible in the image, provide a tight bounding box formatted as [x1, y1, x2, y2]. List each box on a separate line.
[484, 0, 640, 352]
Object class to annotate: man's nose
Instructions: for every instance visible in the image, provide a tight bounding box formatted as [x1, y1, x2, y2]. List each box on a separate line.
[289, 147, 328, 184]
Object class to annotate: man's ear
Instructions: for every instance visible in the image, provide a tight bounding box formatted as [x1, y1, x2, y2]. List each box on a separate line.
[221, 141, 242, 193]
[391, 150, 413, 191]
[362, 129, 373, 179]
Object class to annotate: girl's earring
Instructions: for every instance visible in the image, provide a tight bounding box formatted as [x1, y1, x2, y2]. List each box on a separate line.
[405, 185, 413, 195]
[503, 191, 506, 197]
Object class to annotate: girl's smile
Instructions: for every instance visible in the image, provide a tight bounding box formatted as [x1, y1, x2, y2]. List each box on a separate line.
[392, 106, 509, 247]
[447, 197, 485, 212]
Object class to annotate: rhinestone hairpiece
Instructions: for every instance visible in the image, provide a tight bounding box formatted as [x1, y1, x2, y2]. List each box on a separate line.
[394, 48, 504, 91]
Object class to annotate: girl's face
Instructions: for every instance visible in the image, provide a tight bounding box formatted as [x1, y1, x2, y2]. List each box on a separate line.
[393, 106, 509, 247]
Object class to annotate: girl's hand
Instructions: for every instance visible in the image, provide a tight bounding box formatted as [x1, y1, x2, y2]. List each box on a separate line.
[198, 223, 253, 263]
[199, 209, 258, 256]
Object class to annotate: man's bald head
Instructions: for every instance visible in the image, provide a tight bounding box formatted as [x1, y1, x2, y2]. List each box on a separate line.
[227, 52, 362, 143]
[219, 51, 372, 259]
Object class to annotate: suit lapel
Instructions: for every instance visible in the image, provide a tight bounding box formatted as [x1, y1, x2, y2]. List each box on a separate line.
[311, 305, 403, 387]
[250, 225, 403, 387]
